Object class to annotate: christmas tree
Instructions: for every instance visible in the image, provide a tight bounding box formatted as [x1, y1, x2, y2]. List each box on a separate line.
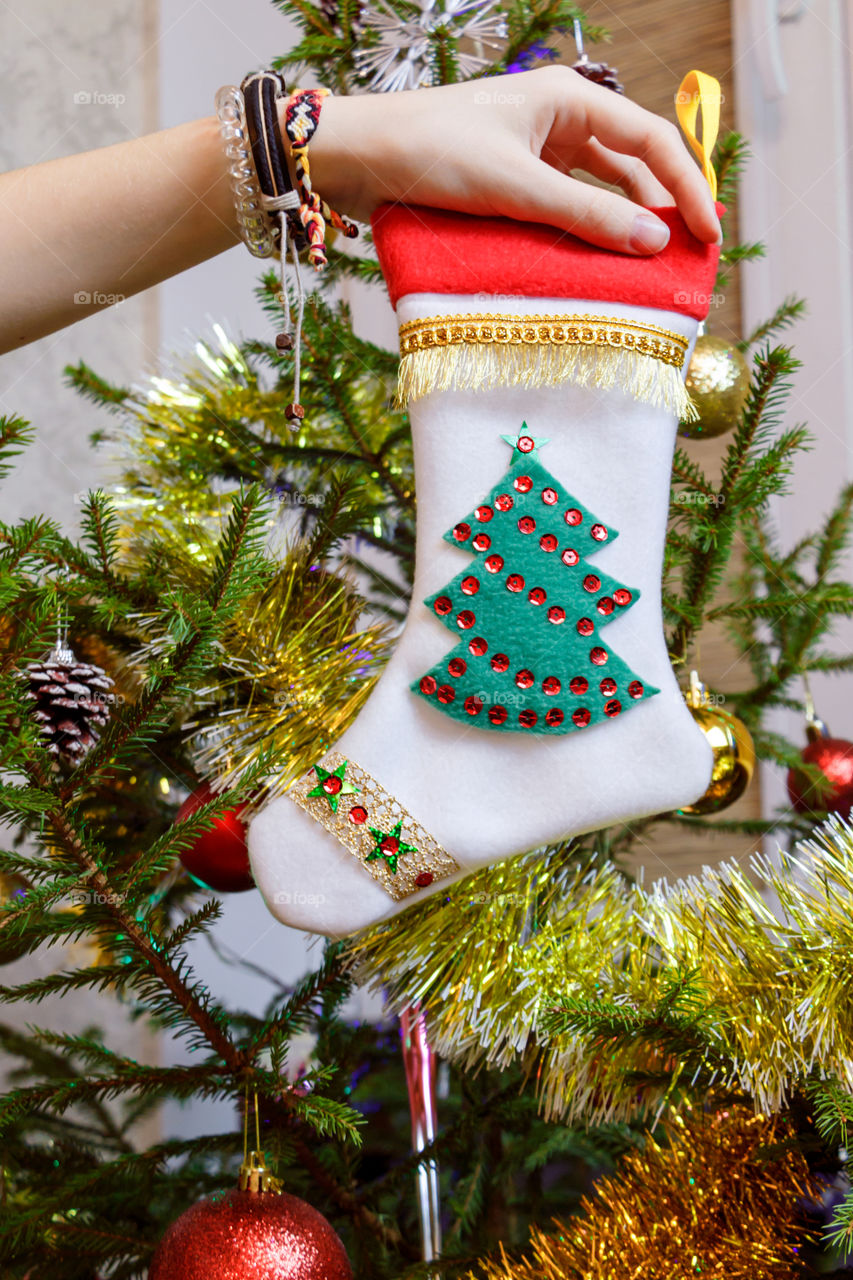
[3, 1, 853, 1277]
[416, 427, 656, 733]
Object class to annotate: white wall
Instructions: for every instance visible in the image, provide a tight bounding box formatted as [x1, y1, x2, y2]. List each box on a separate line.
[733, 0, 853, 821]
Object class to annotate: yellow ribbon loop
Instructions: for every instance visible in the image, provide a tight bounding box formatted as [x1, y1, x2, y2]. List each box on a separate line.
[676, 70, 721, 200]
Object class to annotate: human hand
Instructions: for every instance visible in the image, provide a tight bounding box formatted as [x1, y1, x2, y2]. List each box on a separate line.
[307, 66, 721, 255]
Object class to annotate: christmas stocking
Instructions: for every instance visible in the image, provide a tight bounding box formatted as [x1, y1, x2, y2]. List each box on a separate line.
[249, 86, 723, 938]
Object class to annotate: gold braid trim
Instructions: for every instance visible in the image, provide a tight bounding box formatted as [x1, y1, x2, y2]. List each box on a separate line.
[396, 312, 698, 421]
[287, 750, 460, 902]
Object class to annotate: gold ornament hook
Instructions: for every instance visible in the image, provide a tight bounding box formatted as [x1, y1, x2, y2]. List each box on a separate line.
[238, 1087, 282, 1194]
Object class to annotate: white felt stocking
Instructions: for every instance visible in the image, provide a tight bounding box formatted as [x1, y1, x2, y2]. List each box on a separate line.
[248, 199, 721, 936]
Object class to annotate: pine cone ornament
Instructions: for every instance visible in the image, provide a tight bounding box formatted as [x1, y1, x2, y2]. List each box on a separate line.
[25, 645, 115, 763]
[571, 58, 624, 94]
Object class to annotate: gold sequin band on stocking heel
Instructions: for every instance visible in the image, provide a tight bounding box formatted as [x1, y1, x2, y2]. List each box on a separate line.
[287, 751, 460, 901]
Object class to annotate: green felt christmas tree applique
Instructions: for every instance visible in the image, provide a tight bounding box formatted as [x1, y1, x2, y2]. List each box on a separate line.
[412, 427, 659, 735]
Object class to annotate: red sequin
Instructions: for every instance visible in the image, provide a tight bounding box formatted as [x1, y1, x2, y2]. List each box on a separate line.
[515, 669, 534, 689]
[488, 705, 508, 725]
[349, 805, 368, 824]
[570, 676, 589, 695]
[517, 436, 535, 453]
[573, 707, 591, 728]
[590, 647, 608, 666]
[491, 654, 509, 673]
[628, 679, 644, 699]
[604, 699, 622, 717]
[565, 508, 583, 526]
[514, 475, 533, 493]
[495, 493, 514, 512]
[519, 709, 538, 728]
[591, 523, 608, 541]
[540, 534, 558, 553]
[597, 596, 615, 616]
[437, 684, 456, 703]
[576, 617, 594, 636]
[476, 505, 494, 522]
[485, 554, 504, 573]
[464, 696, 484, 716]
[545, 708, 565, 727]
[548, 606, 566, 624]
[457, 610, 475, 629]
[614, 588, 633, 606]
[600, 677, 617, 696]
[472, 533, 491, 552]
[461, 576, 480, 595]
[323, 776, 342, 795]
[506, 574, 525, 592]
[518, 516, 536, 535]
[434, 596, 452, 615]
[542, 487, 558, 505]
[543, 676, 561, 695]
[583, 574, 601, 593]
[528, 587, 546, 606]
[381, 835, 400, 855]
[448, 658, 467, 678]
[415, 871, 434, 887]
[419, 675, 437, 695]
[453, 522, 471, 542]
[561, 549, 579, 566]
[469, 637, 488, 657]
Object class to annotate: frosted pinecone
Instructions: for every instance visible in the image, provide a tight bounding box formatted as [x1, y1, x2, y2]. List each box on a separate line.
[25, 645, 115, 764]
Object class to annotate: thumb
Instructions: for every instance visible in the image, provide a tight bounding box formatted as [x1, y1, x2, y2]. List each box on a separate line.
[497, 152, 671, 256]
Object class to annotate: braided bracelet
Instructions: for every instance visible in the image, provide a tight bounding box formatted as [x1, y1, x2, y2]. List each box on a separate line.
[284, 88, 359, 269]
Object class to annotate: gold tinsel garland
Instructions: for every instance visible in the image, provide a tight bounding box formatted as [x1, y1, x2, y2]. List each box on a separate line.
[350, 817, 853, 1121]
[99, 330, 397, 791]
[470, 1106, 814, 1280]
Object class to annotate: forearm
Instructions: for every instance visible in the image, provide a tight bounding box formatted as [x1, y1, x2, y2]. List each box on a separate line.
[0, 116, 238, 353]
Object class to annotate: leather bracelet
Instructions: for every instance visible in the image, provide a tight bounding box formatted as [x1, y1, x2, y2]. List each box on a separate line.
[240, 70, 304, 250]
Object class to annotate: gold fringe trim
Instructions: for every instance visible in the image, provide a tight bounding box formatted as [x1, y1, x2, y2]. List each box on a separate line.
[396, 312, 698, 421]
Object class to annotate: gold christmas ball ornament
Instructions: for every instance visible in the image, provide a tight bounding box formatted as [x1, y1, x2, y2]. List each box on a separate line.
[678, 333, 751, 440]
[679, 671, 755, 814]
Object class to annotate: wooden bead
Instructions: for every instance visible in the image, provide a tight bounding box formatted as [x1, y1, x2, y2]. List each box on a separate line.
[285, 403, 305, 422]
[275, 332, 294, 351]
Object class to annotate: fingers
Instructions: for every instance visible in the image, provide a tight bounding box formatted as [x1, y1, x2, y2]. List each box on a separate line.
[496, 150, 674, 254]
[539, 67, 721, 243]
[561, 138, 673, 209]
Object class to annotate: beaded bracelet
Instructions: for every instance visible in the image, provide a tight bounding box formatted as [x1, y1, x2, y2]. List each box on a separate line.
[214, 84, 277, 259]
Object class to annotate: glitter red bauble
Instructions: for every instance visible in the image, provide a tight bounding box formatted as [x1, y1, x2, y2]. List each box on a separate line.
[786, 735, 853, 819]
[176, 782, 254, 893]
[148, 1188, 352, 1280]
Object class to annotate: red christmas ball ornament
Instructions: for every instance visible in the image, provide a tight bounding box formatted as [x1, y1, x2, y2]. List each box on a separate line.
[786, 716, 853, 819]
[176, 781, 254, 893]
[148, 1155, 352, 1280]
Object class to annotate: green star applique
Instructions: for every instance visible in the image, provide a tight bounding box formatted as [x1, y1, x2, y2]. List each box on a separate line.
[307, 761, 361, 814]
[365, 821, 417, 875]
